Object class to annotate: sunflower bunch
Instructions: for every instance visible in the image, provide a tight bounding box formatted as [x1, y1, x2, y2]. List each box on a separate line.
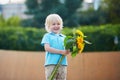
[64, 29, 91, 57]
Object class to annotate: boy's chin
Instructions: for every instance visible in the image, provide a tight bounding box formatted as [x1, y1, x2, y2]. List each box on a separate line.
[53, 31, 60, 34]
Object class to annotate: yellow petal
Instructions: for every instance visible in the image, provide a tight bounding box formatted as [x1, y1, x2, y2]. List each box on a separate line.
[79, 43, 85, 53]
[76, 30, 84, 37]
[77, 36, 83, 43]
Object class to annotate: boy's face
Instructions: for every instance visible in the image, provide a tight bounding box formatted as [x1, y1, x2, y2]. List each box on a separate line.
[49, 21, 61, 34]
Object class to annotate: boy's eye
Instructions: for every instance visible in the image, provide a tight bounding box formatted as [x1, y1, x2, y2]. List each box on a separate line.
[52, 23, 60, 25]
[57, 23, 60, 25]
[53, 23, 55, 25]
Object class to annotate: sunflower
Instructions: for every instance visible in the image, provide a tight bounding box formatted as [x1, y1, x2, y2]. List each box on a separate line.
[76, 36, 83, 43]
[76, 30, 84, 37]
[76, 36, 85, 53]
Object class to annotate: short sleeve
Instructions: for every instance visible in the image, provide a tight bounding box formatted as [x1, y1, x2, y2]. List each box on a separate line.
[41, 33, 50, 46]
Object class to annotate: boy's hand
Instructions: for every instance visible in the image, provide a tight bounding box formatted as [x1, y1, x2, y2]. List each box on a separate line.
[60, 50, 70, 56]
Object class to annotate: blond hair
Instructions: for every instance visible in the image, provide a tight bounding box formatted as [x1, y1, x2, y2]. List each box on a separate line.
[45, 14, 63, 32]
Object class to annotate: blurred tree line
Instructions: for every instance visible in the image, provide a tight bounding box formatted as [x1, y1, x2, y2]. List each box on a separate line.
[104, 0, 120, 24]
[21, 0, 83, 27]
[21, 0, 120, 28]
[0, 15, 21, 27]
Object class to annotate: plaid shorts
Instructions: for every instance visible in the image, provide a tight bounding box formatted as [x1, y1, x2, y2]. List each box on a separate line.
[45, 65, 67, 80]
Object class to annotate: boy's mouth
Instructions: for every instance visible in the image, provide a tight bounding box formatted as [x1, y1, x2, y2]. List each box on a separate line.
[54, 27, 60, 30]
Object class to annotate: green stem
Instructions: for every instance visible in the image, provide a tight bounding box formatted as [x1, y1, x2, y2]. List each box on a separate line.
[48, 55, 65, 80]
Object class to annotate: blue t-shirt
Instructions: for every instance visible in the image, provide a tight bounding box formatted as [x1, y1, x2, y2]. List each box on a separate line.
[41, 32, 67, 66]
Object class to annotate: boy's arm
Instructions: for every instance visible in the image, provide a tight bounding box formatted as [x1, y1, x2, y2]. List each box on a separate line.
[44, 43, 69, 55]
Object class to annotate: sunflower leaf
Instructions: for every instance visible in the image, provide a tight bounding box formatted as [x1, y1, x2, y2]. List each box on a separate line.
[71, 46, 79, 57]
[84, 40, 92, 44]
[64, 36, 75, 49]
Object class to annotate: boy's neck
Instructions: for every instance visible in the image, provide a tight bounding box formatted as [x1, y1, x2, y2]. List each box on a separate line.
[51, 32, 60, 34]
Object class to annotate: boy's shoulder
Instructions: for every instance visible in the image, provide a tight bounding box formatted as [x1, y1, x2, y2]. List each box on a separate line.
[44, 33, 51, 36]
